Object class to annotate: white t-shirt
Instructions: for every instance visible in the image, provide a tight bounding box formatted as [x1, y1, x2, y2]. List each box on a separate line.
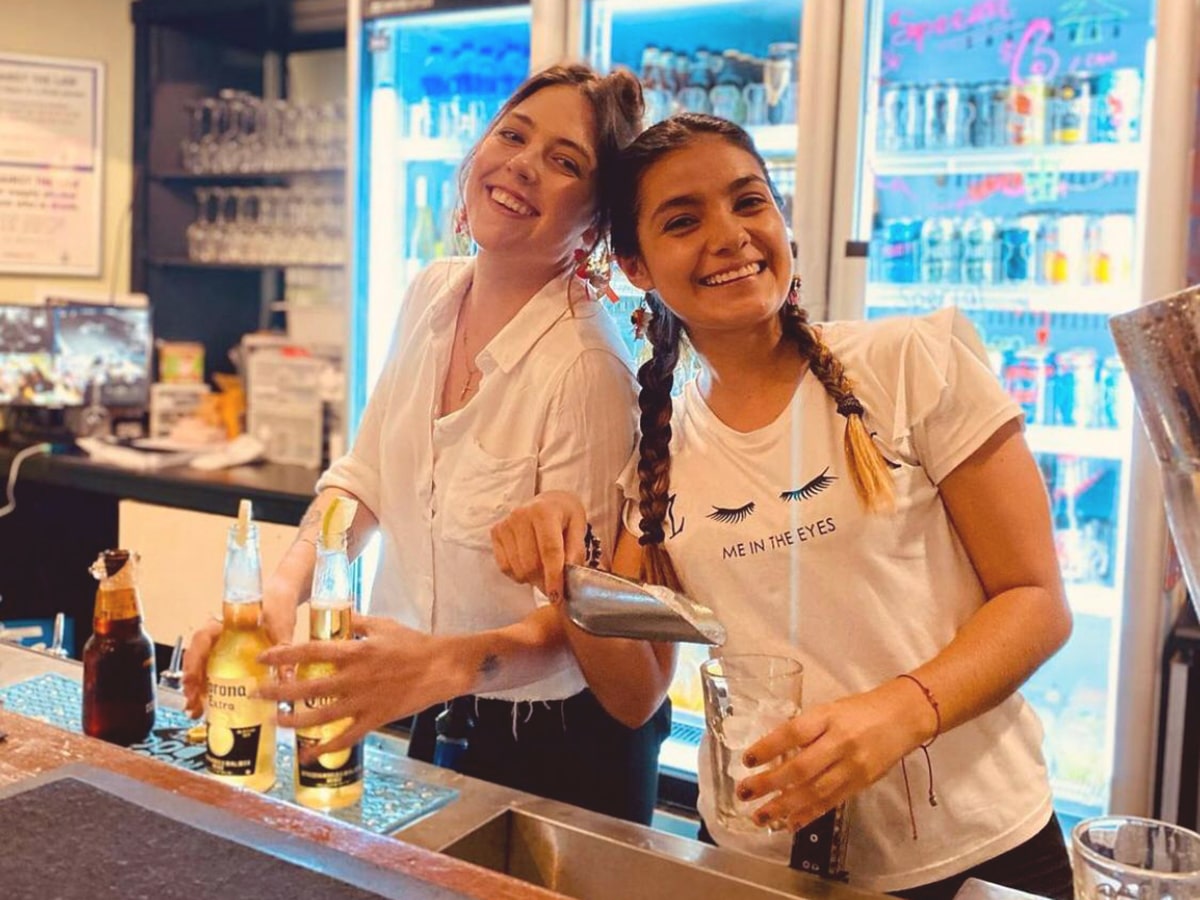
[320, 258, 637, 701]
[619, 308, 1053, 893]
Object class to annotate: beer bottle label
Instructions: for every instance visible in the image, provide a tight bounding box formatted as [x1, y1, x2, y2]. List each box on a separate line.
[296, 732, 363, 789]
[206, 677, 273, 776]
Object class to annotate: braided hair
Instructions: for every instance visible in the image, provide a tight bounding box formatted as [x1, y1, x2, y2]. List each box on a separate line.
[609, 114, 895, 583]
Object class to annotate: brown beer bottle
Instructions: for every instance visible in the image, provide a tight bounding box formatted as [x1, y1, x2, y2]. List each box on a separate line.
[82, 549, 156, 745]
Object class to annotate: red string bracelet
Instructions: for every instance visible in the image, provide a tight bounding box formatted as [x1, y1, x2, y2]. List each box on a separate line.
[897, 673, 941, 840]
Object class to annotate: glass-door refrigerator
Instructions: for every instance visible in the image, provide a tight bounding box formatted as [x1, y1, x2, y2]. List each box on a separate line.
[570, 0, 842, 780]
[827, 0, 1198, 827]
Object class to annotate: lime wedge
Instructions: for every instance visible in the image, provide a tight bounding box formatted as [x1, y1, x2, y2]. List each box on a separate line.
[321, 496, 358, 544]
[235, 498, 253, 547]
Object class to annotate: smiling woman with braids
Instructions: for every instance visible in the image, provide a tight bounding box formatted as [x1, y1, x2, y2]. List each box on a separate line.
[491, 113, 1073, 899]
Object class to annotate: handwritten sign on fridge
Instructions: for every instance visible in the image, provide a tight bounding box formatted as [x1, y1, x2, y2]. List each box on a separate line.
[0, 53, 104, 276]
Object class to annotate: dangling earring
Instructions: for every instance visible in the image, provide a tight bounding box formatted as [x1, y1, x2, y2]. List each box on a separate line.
[786, 275, 802, 307]
[574, 247, 620, 303]
[631, 292, 651, 341]
[452, 206, 472, 254]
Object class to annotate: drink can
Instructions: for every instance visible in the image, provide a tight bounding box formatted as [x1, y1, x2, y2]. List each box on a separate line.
[1004, 345, 1056, 425]
[879, 84, 905, 151]
[1051, 73, 1091, 144]
[881, 217, 920, 283]
[1099, 355, 1130, 429]
[1040, 213, 1088, 284]
[1086, 213, 1135, 285]
[1008, 74, 1046, 145]
[998, 215, 1038, 282]
[919, 216, 962, 283]
[961, 214, 998, 285]
[1054, 347, 1099, 426]
[901, 83, 925, 150]
[924, 81, 962, 150]
[1093, 68, 1142, 143]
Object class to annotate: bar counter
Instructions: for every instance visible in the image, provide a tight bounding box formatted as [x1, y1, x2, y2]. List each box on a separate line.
[0, 643, 885, 900]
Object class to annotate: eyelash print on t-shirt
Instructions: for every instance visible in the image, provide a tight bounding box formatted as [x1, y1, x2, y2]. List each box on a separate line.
[779, 467, 837, 502]
[706, 501, 756, 524]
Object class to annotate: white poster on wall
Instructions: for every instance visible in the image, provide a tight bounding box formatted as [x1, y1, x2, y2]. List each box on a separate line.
[0, 53, 104, 276]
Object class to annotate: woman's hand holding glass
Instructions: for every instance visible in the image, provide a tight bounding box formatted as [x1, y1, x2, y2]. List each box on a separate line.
[735, 679, 935, 832]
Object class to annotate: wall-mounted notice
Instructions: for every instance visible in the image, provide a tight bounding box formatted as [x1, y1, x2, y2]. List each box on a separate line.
[0, 53, 104, 276]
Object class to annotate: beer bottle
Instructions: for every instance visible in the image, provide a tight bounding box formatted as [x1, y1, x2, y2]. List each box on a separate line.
[295, 496, 364, 810]
[205, 499, 277, 792]
[82, 549, 156, 745]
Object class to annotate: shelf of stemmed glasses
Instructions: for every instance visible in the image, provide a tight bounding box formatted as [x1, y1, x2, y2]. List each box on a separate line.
[152, 168, 346, 184]
[866, 283, 1137, 316]
[147, 257, 345, 270]
[871, 142, 1145, 177]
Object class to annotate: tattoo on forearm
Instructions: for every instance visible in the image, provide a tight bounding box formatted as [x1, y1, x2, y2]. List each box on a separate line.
[294, 503, 322, 547]
[478, 654, 500, 682]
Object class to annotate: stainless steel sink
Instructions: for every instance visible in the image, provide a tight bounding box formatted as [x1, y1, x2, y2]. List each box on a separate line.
[440, 807, 865, 900]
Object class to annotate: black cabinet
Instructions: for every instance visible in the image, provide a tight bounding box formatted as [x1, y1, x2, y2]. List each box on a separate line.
[130, 0, 346, 383]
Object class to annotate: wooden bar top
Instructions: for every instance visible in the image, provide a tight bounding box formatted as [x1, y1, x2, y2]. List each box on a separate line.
[0, 708, 566, 900]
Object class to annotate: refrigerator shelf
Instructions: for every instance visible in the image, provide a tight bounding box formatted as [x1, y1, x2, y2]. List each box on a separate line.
[1026, 425, 1129, 463]
[871, 143, 1145, 178]
[865, 284, 1137, 317]
[1066, 582, 1121, 620]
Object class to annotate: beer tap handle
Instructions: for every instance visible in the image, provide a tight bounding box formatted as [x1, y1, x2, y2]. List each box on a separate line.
[159, 635, 185, 691]
[46, 612, 69, 659]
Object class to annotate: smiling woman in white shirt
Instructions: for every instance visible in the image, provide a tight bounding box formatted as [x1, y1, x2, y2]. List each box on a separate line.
[182, 64, 671, 825]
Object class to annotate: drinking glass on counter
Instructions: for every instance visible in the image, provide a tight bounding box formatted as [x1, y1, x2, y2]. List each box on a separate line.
[700, 654, 802, 834]
[1071, 816, 1200, 900]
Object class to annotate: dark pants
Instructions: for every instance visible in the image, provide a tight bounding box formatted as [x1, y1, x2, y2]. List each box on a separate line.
[408, 689, 671, 826]
[697, 813, 1073, 900]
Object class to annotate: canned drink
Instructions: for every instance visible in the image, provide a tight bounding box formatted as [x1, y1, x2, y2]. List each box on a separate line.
[1054, 347, 1099, 427]
[901, 84, 925, 150]
[998, 215, 1038, 282]
[881, 218, 920, 284]
[961, 214, 998, 285]
[1094, 68, 1142, 143]
[1008, 74, 1047, 145]
[924, 81, 963, 150]
[1004, 345, 1056, 425]
[1051, 73, 1091, 144]
[1040, 213, 1088, 284]
[919, 216, 962, 283]
[878, 84, 906, 151]
[1086, 213, 1135, 285]
[1098, 355, 1131, 429]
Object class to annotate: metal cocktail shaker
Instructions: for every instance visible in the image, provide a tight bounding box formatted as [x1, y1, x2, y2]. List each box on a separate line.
[1110, 286, 1200, 618]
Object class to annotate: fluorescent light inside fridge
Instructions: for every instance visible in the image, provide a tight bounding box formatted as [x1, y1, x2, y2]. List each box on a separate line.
[847, 0, 1158, 828]
[359, 4, 531, 393]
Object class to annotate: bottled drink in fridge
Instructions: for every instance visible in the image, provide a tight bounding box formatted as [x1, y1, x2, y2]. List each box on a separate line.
[205, 499, 277, 792]
[961, 212, 998, 285]
[82, 549, 156, 746]
[295, 496, 364, 810]
[919, 216, 962, 283]
[410, 176, 438, 268]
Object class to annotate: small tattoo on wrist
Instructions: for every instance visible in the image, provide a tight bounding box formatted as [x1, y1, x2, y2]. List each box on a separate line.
[479, 654, 500, 681]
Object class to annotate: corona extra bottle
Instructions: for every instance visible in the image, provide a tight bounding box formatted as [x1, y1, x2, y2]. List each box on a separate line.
[294, 496, 363, 809]
[205, 499, 277, 792]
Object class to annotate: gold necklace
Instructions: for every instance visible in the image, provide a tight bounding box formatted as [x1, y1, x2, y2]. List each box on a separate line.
[458, 305, 482, 401]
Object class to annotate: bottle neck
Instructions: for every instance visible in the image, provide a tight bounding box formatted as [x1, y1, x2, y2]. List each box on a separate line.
[311, 537, 352, 606]
[224, 526, 263, 605]
[93, 585, 143, 625]
[221, 598, 265, 630]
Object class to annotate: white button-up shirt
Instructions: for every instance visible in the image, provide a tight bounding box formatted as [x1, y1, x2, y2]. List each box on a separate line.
[318, 258, 637, 701]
